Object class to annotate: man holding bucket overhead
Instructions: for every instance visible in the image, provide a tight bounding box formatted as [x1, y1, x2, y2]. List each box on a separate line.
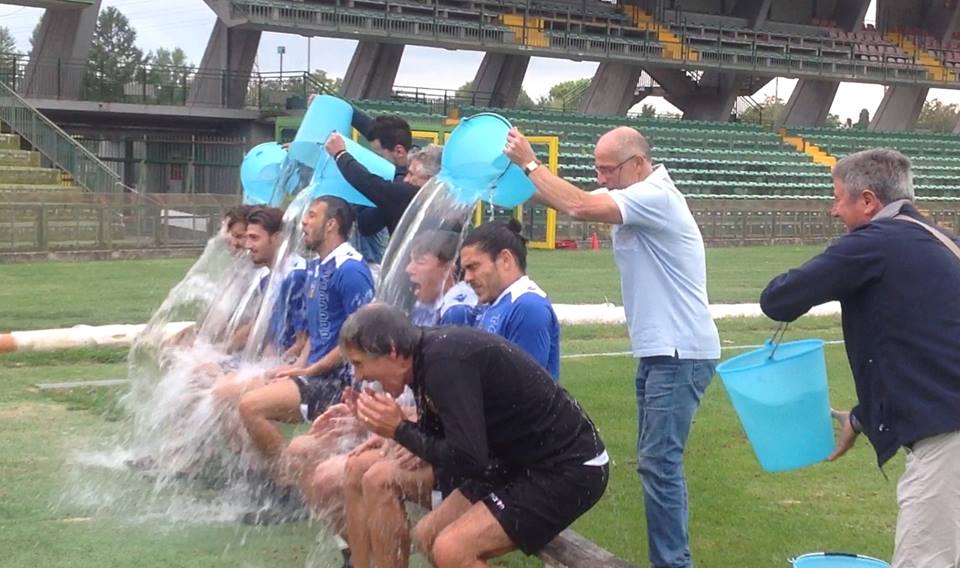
[760, 148, 960, 568]
[505, 126, 720, 568]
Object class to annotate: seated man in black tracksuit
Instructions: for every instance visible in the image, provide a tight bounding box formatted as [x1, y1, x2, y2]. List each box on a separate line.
[337, 303, 609, 567]
[324, 131, 441, 238]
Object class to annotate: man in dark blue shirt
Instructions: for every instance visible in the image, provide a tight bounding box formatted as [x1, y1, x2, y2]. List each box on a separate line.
[761, 148, 960, 566]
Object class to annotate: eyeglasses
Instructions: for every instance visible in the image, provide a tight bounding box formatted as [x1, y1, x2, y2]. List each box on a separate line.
[594, 154, 641, 177]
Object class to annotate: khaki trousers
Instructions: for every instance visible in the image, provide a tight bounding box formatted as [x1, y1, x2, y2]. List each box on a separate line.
[892, 430, 960, 568]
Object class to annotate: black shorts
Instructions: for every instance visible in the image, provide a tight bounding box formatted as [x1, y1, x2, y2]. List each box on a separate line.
[292, 366, 351, 421]
[458, 460, 609, 555]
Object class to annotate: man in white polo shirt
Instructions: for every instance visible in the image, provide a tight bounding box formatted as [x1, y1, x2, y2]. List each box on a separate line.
[505, 126, 720, 568]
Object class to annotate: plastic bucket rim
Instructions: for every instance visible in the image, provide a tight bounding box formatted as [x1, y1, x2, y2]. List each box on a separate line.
[717, 338, 826, 375]
[791, 552, 890, 566]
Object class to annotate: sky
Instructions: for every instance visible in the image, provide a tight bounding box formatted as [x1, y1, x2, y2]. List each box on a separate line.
[3, 0, 960, 123]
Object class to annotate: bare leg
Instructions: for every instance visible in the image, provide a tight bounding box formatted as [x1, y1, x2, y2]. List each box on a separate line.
[364, 460, 434, 568]
[343, 449, 391, 568]
[281, 433, 340, 487]
[412, 490, 473, 565]
[237, 379, 302, 468]
[298, 454, 349, 533]
[430, 503, 516, 568]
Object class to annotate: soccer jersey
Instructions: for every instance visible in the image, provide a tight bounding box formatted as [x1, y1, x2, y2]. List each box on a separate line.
[410, 281, 478, 327]
[264, 256, 307, 351]
[303, 242, 375, 365]
[475, 275, 560, 380]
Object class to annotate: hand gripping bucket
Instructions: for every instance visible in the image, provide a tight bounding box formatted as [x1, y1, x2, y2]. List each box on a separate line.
[716, 337, 834, 472]
[791, 553, 890, 567]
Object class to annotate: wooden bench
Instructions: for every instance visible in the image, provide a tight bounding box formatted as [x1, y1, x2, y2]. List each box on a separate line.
[539, 529, 637, 568]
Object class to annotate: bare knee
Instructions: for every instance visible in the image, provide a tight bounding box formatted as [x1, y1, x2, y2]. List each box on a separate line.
[344, 452, 376, 491]
[413, 518, 436, 556]
[360, 461, 396, 495]
[431, 531, 467, 568]
[237, 392, 263, 422]
[286, 435, 314, 460]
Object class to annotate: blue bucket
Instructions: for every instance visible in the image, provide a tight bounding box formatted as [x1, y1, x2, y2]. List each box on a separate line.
[288, 94, 354, 167]
[440, 113, 535, 207]
[792, 553, 890, 567]
[309, 137, 395, 207]
[240, 142, 287, 205]
[716, 339, 834, 472]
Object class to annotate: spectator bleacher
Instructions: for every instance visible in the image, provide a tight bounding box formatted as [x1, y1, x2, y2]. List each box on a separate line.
[355, 99, 835, 198]
[788, 126, 960, 197]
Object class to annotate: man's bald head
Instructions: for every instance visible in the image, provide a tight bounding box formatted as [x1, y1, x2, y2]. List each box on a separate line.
[597, 127, 651, 162]
[593, 126, 653, 189]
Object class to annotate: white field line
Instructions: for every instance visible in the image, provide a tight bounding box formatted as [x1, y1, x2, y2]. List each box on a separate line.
[561, 339, 846, 360]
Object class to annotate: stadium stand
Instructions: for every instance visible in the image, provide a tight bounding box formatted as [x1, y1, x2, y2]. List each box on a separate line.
[785, 126, 960, 198]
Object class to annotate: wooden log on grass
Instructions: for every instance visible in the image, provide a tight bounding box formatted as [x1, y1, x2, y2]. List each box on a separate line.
[539, 529, 637, 568]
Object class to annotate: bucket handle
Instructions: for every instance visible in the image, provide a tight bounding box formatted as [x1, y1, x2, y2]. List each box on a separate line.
[767, 322, 789, 360]
[787, 552, 860, 564]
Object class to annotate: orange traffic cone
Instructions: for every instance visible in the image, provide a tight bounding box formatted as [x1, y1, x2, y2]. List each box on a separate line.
[590, 232, 600, 250]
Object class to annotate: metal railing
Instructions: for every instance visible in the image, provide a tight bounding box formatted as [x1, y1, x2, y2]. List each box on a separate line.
[0, 80, 129, 194]
[0, 54, 332, 111]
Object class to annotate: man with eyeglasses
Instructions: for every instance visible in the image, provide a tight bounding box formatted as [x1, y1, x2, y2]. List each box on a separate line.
[505, 126, 720, 568]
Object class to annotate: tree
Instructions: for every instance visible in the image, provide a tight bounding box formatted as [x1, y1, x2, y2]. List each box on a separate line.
[309, 69, 342, 93]
[29, 21, 41, 55]
[0, 26, 16, 54]
[84, 7, 148, 101]
[146, 47, 192, 104]
[538, 78, 591, 111]
[453, 80, 535, 109]
[824, 113, 841, 128]
[639, 104, 657, 118]
[916, 99, 960, 133]
[740, 95, 785, 127]
[856, 108, 870, 129]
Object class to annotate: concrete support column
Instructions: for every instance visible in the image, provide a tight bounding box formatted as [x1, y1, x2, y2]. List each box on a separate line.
[669, 73, 739, 122]
[188, 20, 261, 109]
[871, 86, 928, 132]
[470, 53, 530, 108]
[579, 61, 642, 116]
[777, 79, 840, 127]
[23, 0, 102, 99]
[339, 42, 404, 101]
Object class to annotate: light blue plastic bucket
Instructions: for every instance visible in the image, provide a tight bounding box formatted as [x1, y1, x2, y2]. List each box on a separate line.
[240, 142, 287, 205]
[440, 112, 535, 207]
[288, 94, 354, 167]
[792, 553, 890, 567]
[716, 339, 834, 472]
[309, 137, 395, 207]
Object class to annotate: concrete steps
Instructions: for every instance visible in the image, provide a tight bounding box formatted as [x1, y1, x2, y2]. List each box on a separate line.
[0, 131, 80, 194]
[0, 149, 41, 168]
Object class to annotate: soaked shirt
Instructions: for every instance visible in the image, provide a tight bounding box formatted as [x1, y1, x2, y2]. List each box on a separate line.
[260, 257, 307, 351]
[474, 275, 560, 380]
[410, 281, 479, 327]
[303, 242, 375, 364]
[394, 327, 606, 481]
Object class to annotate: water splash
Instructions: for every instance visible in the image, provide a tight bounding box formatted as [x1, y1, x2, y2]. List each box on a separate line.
[60, 170, 488, 564]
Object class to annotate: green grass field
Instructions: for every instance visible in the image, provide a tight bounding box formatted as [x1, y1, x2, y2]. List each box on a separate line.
[0, 246, 824, 332]
[0, 247, 903, 568]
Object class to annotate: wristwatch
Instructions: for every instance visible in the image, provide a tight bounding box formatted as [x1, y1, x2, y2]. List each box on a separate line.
[523, 160, 540, 176]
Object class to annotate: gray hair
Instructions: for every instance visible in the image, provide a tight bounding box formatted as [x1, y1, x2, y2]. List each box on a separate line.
[339, 303, 421, 358]
[832, 148, 914, 204]
[408, 144, 442, 178]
